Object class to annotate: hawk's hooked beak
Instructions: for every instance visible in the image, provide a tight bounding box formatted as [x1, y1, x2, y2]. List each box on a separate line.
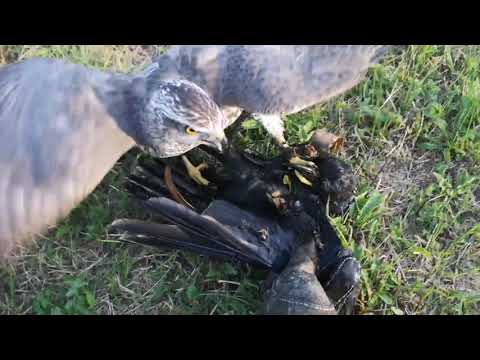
[219, 137, 229, 153]
[206, 131, 228, 153]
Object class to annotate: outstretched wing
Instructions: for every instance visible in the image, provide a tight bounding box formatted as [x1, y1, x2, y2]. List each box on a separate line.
[110, 219, 260, 265]
[154, 45, 227, 103]
[0, 57, 134, 257]
[111, 195, 296, 271]
[159, 45, 393, 115]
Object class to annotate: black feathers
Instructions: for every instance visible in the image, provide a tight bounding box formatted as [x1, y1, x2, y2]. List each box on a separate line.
[110, 135, 363, 314]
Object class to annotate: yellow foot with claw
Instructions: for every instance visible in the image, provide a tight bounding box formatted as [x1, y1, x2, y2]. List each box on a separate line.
[287, 155, 318, 187]
[294, 170, 313, 187]
[181, 155, 210, 186]
[288, 156, 317, 169]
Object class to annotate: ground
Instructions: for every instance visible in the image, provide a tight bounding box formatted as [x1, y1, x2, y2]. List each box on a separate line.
[0, 45, 478, 315]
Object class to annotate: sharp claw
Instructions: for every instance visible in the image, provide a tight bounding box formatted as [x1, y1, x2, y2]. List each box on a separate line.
[283, 175, 293, 192]
[289, 156, 318, 169]
[196, 163, 209, 172]
[288, 156, 319, 178]
[294, 170, 313, 187]
[292, 164, 319, 177]
[181, 155, 210, 186]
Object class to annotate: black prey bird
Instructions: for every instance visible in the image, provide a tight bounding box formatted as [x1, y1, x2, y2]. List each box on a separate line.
[110, 132, 361, 314]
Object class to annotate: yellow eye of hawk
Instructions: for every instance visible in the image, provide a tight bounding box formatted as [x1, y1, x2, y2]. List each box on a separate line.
[185, 126, 198, 136]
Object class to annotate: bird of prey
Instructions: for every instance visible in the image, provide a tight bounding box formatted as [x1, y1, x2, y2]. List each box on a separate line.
[144, 45, 393, 184]
[110, 133, 361, 314]
[0, 56, 228, 260]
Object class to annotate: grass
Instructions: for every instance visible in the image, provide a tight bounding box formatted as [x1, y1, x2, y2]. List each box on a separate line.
[0, 45, 478, 315]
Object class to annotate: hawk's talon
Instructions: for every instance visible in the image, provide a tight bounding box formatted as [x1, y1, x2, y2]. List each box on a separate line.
[294, 170, 313, 187]
[289, 156, 318, 169]
[288, 155, 319, 178]
[181, 155, 210, 186]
